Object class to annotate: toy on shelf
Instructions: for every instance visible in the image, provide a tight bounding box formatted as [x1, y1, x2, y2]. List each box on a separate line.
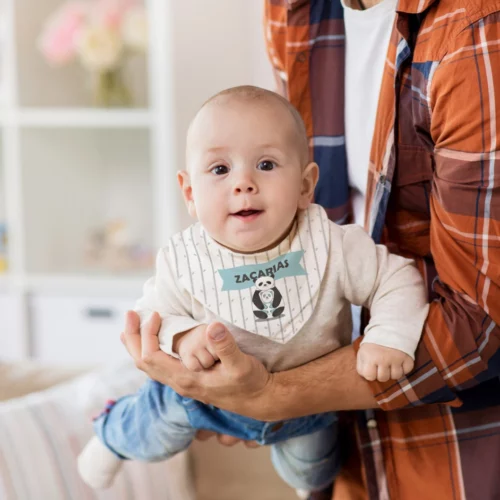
[84, 219, 153, 273]
[0, 223, 7, 273]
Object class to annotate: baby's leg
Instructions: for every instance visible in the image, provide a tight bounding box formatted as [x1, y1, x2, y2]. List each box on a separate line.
[270, 423, 340, 493]
[78, 380, 196, 489]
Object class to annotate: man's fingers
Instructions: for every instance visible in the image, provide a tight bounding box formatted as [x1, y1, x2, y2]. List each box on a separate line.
[122, 310, 142, 362]
[216, 434, 240, 447]
[195, 431, 258, 448]
[206, 322, 245, 372]
[243, 440, 260, 449]
[142, 311, 162, 359]
[195, 430, 216, 442]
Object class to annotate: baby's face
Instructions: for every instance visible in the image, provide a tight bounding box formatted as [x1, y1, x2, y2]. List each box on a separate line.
[181, 98, 312, 253]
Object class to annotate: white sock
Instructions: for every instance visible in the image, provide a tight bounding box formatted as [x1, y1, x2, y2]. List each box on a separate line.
[296, 489, 311, 499]
[77, 436, 123, 489]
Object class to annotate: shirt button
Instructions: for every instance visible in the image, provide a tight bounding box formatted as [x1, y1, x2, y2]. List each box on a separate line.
[367, 418, 377, 429]
[296, 51, 307, 63]
[271, 422, 284, 432]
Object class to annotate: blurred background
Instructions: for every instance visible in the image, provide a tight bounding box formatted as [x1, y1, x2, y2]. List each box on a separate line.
[0, 2, 302, 499]
[0, 0, 274, 365]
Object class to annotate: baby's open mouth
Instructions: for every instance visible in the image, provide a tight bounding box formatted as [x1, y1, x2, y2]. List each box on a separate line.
[234, 209, 261, 216]
[231, 209, 263, 220]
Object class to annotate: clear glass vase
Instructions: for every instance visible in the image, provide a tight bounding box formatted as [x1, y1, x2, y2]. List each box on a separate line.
[92, 68, 132, 108]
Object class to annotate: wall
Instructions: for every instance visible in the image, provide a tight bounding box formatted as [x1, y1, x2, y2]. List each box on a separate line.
[170, 0, 274, 229]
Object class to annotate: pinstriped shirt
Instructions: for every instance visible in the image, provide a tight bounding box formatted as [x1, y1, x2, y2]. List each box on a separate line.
[135, 205, 426, 373]
[265, 0, 500, 498]
[170, 205, 330, 345]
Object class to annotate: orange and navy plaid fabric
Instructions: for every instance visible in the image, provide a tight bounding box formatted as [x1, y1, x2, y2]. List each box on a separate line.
[265, 0, 500, 498]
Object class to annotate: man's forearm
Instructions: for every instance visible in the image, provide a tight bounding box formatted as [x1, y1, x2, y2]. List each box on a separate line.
[261, 345, 377, 421]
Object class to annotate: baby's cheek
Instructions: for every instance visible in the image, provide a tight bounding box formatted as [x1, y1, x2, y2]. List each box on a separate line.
[197, 205, 223, 233]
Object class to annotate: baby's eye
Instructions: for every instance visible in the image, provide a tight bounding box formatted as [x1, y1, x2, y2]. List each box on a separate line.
[257, 160, 276, 171]
[211, 165, 229, 175]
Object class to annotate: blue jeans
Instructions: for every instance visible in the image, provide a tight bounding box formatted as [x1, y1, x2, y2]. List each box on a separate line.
[94, 380, 340, 491]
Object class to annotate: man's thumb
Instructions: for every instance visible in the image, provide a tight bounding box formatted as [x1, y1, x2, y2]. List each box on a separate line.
[206, 322, 242, 369]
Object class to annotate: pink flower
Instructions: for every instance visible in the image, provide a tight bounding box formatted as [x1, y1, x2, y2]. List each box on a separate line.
[91, 0, 140, 30]
[38, 2, 89, 65]
[38, 0, 145, 67]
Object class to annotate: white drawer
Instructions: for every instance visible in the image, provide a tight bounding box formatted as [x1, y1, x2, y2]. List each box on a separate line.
[30, 295, 135, 365]
[0, 293, 25, 361]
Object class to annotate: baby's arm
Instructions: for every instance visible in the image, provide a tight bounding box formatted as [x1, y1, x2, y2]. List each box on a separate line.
[340, 225, 429, 382]
[134, 246, 203, 358]
[173, 324, 219, 371]
[135, 245, 219, 371]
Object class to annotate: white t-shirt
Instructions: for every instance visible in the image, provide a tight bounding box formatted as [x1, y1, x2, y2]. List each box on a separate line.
[342, 0, 398, 225]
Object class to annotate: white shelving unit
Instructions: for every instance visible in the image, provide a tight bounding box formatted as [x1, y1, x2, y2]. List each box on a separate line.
[0, 0, 273, 365]
[0, 0, 175, 364]
[9, 108, 154, 128]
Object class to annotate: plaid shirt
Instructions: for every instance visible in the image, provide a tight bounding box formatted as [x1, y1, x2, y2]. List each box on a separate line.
[265, 1, 500, 498]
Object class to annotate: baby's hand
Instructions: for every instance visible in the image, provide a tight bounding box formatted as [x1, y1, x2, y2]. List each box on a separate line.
[173, 324, 219, 372]
[357, 343, 414, 382]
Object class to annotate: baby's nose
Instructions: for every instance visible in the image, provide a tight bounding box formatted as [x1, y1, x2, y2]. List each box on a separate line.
[233, 178, 257, 193]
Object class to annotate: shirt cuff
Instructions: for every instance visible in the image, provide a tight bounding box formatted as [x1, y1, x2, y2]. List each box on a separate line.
[360, 329, 418, 360]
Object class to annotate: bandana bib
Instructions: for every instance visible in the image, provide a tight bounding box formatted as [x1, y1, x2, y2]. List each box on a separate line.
[168, 204, 330, 344]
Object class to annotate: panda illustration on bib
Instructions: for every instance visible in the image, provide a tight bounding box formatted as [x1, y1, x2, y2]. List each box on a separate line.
[252, 276, 285, 320]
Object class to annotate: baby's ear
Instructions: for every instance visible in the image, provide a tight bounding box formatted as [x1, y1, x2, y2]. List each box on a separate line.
[298, 162, 320, 210]
[177, 170, 196, 218]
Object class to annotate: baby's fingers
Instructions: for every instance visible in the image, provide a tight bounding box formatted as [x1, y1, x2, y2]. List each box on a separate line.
[390, 364, 404, 380]
[196, 349, 217, 369]
[181, 354, 203, 372]
[402, 356, 414, 375]
[357, 358, 378, 381]
[376, 364, 391, 382]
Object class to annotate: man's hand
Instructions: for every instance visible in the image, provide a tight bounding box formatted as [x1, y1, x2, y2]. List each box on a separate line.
[121, 311, 274, 420]
[173, 325, 219, 372]
[195, 430, 260, 449]
[122, 310, 377, 421]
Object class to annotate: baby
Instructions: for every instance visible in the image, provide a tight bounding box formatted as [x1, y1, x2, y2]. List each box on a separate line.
[78, 86, 428, 494]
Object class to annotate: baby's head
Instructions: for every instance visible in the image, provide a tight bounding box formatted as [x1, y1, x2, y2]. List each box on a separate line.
[178, 85, 319, 253]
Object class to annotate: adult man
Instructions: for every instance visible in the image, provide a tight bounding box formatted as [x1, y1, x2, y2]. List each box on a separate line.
[123, 0, 500, 498]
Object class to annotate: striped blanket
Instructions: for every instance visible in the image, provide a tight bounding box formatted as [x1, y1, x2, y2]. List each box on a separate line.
[0, 362, 195, 500]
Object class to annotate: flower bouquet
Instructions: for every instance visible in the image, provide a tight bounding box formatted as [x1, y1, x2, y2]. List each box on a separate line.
[38, 0, 148, 107]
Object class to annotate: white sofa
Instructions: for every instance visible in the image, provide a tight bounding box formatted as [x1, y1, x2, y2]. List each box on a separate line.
[0, 361, 196, 500]
[0, 361, 299, 500]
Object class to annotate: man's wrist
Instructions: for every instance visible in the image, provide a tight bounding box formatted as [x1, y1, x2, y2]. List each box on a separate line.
[247, 372, 286, 422]
[247, 345, 378, 420]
